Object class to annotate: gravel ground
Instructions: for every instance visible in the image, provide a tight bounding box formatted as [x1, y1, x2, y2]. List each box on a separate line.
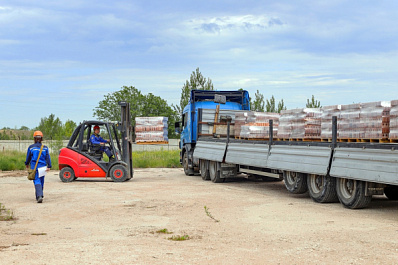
[1, 168, 398, 264]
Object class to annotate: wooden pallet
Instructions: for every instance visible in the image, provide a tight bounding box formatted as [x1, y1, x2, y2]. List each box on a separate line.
[136, 141, 169, 145]
[337, 138, 390, 143]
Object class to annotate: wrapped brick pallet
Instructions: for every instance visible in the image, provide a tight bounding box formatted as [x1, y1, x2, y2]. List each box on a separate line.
[135, 117, 168, 143]
[337, 102, 390, 140]
[235, 111, 279, 139]
[278, 108, 322, 139]
[390, 100, 398, 140]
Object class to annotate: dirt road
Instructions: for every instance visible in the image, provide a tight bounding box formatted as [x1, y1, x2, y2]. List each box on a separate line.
[1, 169, 398, 264]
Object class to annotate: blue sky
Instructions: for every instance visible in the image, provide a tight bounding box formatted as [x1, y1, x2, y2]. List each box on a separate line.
[1, 1, 398, 129]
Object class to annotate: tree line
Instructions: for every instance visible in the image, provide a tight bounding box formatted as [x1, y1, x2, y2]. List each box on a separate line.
[6, 67, 321, 142]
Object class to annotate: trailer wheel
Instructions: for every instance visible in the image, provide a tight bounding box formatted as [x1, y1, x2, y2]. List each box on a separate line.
[209, 161, 224, 183]
[110, 164, 128, 182]
[183, 152, 194, 176]
[307, 174, 338, 203]
[384, 186, 398, 200]
[336, 178, 372, 209]
[283, 171, 308, 194]
[59, 167, 75, 182]
[200, 160, 210, 180]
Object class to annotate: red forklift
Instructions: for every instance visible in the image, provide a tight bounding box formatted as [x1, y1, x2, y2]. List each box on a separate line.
[58, 102, 133, 182]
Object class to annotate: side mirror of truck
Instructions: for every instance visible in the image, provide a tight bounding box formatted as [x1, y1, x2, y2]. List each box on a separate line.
[214, 94, 226, 104]
[175, 121, 182, 134]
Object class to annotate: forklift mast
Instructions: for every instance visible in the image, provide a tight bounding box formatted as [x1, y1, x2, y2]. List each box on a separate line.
[118, 101, 134, 178]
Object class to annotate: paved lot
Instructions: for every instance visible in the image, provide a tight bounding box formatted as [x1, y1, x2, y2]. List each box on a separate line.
[1, 169, 398, 264]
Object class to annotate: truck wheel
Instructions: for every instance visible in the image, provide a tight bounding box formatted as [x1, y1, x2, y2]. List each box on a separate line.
[209, 161, 224, 183]
[384, 186, 398, 200]
[307, 174, 338, 203]
[283, 171, 308, 194]
[183, 152, 194, 176]
[336, 178, 372, 209]
[59, 167, 75, 182]
[110, 164, 128, 182]
[200, 160, 210, 180]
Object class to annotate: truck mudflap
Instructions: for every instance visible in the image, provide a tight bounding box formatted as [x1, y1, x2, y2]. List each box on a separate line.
[330, 147, 398, 185]
[266, 145, 332, 176]
[193, 140, 227, 162]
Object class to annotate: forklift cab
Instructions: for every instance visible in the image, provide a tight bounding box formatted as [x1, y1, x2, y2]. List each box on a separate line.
[68, 121, 122, 162]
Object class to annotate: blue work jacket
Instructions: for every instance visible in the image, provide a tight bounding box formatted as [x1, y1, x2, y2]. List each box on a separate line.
[25, 143, 52, 169]
[90, 134, 108, 145]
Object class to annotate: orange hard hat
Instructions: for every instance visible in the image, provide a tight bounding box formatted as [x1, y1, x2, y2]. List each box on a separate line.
[33, 131, 43, 138]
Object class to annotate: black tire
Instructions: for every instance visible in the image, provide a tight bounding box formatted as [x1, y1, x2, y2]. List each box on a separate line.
[336, 178, 372, 209]
[182, 152, 194, 176]
[283, 171, 308, 194]
[200, 160, 210, 180]
[59, 167, 75, 183]
[307, 174, 339, 203]
[384, 186, 398, 200]
[209, 161, 224, 183]
[109, 164, 128, 182]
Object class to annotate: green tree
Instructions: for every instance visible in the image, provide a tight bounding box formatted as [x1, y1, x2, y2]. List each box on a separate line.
[63, 120, 77, 140]
[36, 114, 63, 141]
[266, 95, 287, 113]
[251, 90, 265, 112]
[306, 95, 321, 108]
[35, 114, 64, 151]
[93, 86, 178, 138]
[174, 67, 214, 114]
[19, 126, 30, 131]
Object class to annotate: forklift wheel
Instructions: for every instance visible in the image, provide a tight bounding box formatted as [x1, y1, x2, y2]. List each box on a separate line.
[59, 167, 75, 183]
[110, 164, 128, 182]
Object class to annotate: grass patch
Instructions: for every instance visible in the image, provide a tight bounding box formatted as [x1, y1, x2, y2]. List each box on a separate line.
[31, 233, 47, 236]
[156, 228, 173, 234]
[204, 206, 220, 222]
[0, 150, 59, 171]
[168, 235, 190, 241]
[0, 203, 15, 221]
[132, 150, 181, 168]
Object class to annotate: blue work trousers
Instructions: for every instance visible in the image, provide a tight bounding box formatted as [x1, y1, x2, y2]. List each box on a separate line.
[33, 171, 45, 200]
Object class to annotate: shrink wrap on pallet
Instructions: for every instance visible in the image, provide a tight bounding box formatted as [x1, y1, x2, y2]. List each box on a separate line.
[235, 111, 279, 139]
[389, 100, 398, 139]
[278, 108, 321, 139]
[320, 105, 341, 139]
[235, 111, 280, 139]
[135, 117, 168, 143]
[337, 102, 390, 140]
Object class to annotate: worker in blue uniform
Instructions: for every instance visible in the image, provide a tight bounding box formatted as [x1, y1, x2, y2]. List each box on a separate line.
[90, 125, 114, 160]
[25, 131, 52, 203]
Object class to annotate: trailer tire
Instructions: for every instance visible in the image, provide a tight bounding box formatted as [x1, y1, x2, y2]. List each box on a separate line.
[59, 167, 75, 182]
[307, 174, 338, 203]
[183, 152, 194, 176]
[209, 161, 224, 183]
[110, 164, 128, 182]
[384, 186, 398, 200]
[336, 178, 372, 209]
[200, 160, 210, 180]
[283, 171, 308, 194]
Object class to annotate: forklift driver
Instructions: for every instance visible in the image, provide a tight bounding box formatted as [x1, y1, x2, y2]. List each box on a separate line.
[90, 125, 114, 160]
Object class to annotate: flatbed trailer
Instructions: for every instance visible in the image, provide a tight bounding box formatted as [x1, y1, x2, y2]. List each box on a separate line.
[192, 109, 398, 209]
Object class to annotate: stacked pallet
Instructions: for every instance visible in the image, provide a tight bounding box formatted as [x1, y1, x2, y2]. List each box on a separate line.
[320, 105, 340, 139]
[235, 111, 280, 139]
[278, 108, 322, 139]
[135, 117, 168, 143]
[389, 100, 398, 140]
[338, 103, 362, 139]
[360, 101, 390, 140]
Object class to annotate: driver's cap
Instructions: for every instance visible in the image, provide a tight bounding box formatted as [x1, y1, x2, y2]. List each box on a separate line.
[94, 125, 100, 130]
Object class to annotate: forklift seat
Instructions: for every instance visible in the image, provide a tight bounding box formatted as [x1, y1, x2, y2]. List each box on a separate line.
[88, 143, 103, 160]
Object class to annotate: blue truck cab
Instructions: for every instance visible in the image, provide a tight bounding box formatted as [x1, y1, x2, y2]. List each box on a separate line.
[175, 90, 250, 175]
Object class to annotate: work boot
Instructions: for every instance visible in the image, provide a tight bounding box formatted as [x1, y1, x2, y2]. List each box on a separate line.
[37, 197, 43, 203]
